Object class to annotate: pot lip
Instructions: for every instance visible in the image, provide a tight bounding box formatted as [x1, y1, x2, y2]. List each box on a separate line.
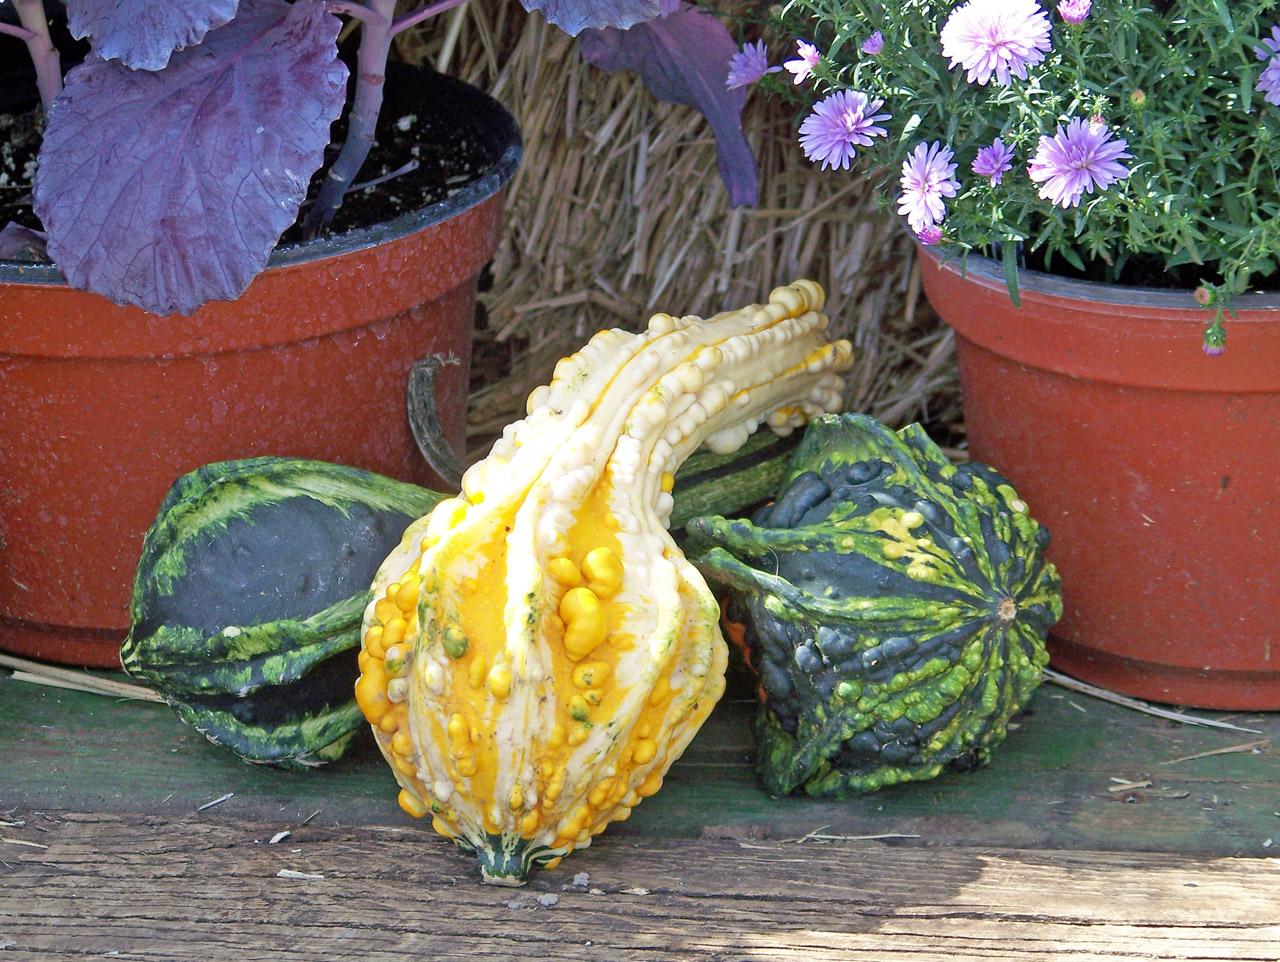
[0, 73, 523, 286]
[922, 245, 1280, 313]
[920, 242, 1280, 391]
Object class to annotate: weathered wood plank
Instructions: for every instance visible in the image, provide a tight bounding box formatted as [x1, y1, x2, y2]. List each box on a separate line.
[2, 814, 1278, 961]
[2, 674, 1277, 858]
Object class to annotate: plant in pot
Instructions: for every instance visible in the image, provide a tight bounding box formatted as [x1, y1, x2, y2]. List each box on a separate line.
[729, 0, 1280, 709]
[0, 0, 760, 667]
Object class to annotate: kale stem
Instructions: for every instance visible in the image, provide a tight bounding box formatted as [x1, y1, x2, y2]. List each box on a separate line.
[324, 0, 384, 26]
[11, 0, 61, 111]
[303, 0, 397, 239]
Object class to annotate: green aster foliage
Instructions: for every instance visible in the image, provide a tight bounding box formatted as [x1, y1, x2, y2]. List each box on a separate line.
[687, 414, 1062, 797]
[762, 0, 1280, 342]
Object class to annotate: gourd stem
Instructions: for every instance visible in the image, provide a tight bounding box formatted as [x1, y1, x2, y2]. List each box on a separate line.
[302, 0, 397, 238]
[11, 0, 61, 111]
[473, 836, 537, 887]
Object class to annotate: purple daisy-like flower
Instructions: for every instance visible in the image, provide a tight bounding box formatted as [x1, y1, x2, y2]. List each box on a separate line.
[1028, 118, 1131, 208]
[1255, 25, 1280, 105]
[784, 40, 821, 85]
[1057, 0, 1090, 23]
[940, 0, 1052, 86]
[916, 225, 944, 246]
[972, 138, 1016, 185]
[897, 141, 960, 232]
[798, 89, 891, 170]
[861, 30, 884, 55]
[726, 40, 781, 89]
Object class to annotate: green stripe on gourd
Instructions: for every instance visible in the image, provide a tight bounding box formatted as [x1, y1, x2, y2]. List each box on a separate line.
[667, 430, 798, 531]
[688, 413, 1062, 798]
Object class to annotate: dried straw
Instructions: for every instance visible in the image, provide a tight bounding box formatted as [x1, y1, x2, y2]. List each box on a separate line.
[396, 1, 960, 454]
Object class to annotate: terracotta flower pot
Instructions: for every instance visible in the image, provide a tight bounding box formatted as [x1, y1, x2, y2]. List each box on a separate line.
[0, 73, 521, 669]
[919, 248, 1280, 710]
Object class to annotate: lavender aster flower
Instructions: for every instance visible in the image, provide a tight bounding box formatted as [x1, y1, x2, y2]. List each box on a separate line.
[916, 225, 944, 246]
[897, 141, 960, 232]
[1028, 118, 1131, 208]
[940, 0, 1052, 86]
[784, 40, 821, 85]
[1255, 25, 1280, 105]
[861, 30, 884, 55]
[726, 41, 781, 89]
[799, 90, 890, 170]
[1057, 0, 1091, 23]
[972, 138, 1016, 186]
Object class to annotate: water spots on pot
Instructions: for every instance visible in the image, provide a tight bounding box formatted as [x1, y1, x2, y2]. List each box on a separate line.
[175, 336, 212, 355]
[250, 391, 282, 412]
[332, 327, 359, 354]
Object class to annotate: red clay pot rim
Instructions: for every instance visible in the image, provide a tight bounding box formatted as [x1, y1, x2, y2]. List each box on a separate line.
[919, 246, 1280, 392]
[927, 247, 1280, 313]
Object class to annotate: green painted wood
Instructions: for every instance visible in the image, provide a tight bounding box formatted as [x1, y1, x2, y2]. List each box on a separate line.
[1, 668, 1276, 857]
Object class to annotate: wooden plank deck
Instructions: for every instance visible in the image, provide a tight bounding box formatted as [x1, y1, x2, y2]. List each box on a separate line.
[3, 668, 1279, 959]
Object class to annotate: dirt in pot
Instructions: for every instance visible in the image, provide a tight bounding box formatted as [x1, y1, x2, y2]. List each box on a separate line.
[278, 77, 495, 245]
[0, 107, 42, 237]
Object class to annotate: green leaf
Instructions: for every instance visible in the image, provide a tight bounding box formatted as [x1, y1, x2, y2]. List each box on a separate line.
[1209, 0, 1234, 32]
[1002, 242, 1021, 308]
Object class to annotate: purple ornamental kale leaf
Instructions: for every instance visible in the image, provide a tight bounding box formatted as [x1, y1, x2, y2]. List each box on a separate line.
[34, 0, 347, 317]
[66, 0, 241, 71]
[520, 0, 664, 37]
[579, 3, 757, 207]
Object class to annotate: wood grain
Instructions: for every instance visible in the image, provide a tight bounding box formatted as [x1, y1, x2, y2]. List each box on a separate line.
[3, 813, 1278, 961]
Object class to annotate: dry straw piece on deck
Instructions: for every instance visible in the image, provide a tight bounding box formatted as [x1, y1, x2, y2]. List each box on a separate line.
[397, 1, 960, 455]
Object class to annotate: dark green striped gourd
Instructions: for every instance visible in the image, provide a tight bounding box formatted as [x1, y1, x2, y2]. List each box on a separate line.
[688, 414, 1062, 798]
[122, 431, 797, 768]
[121, 458, 446, 769]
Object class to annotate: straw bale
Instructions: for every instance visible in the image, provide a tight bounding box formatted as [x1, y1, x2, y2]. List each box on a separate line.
[395, 1, 961, 457]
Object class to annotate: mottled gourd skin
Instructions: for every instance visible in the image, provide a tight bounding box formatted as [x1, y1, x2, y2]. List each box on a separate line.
[689, 414, 1062, 798]
[355, 282, 854, 884]
[122, 458, 444, 768]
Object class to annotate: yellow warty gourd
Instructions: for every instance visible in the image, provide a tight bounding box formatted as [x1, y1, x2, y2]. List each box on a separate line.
[355, 281, 854, 884]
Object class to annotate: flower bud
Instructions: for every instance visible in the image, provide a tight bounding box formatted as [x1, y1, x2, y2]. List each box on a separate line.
[1202, 323, 1226, 357]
